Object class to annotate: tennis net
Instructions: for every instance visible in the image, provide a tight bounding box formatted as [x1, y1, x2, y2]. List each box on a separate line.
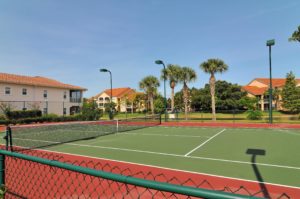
[6, 114, 161, 150]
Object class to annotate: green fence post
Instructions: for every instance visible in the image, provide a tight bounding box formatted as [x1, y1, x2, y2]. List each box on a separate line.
[0, 153, 5, 186]
[4, 126, 8, 151]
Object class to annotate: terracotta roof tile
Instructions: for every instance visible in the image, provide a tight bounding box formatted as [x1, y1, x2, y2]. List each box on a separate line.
[94, 87, 137, 98]
[103, 87, 133, 98]
[255, 78, 300, 88]
[242, 86, 268, 95]
[0, 73, 86, 90]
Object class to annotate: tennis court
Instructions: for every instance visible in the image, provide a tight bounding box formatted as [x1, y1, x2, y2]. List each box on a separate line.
[44, 126, 300, 186]
[3, 119, 300, 198]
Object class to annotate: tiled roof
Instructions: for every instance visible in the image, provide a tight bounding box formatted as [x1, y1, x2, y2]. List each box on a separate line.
[0, 72, 86, 90]
[94, 87, 135, 98]
[254, 78, 300, 87]
[242, 86, 268, 95]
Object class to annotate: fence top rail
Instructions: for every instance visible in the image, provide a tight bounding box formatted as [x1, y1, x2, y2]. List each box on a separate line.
[0, 150, 263, 199]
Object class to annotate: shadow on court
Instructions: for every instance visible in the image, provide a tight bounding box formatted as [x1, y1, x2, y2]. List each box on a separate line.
[246, 148, 270, 199]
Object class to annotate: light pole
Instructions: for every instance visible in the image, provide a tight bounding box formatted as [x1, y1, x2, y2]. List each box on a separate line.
[155, 60, 167, 122]
[100, 68, 113, 119]
[266, 39, 275, 124]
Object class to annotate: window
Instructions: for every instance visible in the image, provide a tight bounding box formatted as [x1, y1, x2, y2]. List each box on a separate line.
[43, 108, 48, 115]
[22, 88, 27, 95]
[5, 87, 11, 95]
[99, 103, 104, 107]
[99, 97, 103, 101]
[63, 91, 67, 99]
[63, 108, 67, 115]
[43, 90, 47, 98]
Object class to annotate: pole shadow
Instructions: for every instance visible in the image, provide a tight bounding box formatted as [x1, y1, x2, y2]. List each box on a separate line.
[246, 148, 270, 199]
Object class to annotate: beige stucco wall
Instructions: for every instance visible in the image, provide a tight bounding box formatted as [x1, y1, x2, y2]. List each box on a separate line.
[0, 83, 83, 115]
[95, 92, 130, 112]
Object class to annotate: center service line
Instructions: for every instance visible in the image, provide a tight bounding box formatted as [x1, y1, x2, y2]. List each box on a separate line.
[184, 129, 226, 157]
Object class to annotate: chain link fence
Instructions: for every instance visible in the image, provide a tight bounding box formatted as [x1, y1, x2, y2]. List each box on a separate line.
[166, 110, 300, 124]
[0, 148, 292, 199]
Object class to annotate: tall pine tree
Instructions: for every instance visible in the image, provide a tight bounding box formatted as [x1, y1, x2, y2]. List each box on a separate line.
[281, 71, 300, 113]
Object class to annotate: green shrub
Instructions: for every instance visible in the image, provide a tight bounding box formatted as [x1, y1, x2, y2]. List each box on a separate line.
[0, 115, 6, 120]
[6, 110, 42, 120]
[246, 110, 263, 120]
[154, 98, 164, 114]
[1, 114, 83, 125]
[0, 120, 9, 125]
[81, 100, 103, 120]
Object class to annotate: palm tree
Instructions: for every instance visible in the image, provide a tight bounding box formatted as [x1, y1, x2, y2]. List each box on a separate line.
[289, 25, 300, 42]
[178, 67, 197, 120]
[139, 76, 160, 115]
[265, 88, 281, 110]
[161, 64, 181, 112]
[200, 59, 228, 121]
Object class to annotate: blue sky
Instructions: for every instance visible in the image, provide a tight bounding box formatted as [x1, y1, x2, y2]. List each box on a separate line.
[0, 1, 299, 97]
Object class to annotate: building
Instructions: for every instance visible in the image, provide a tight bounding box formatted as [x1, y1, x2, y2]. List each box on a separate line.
[242, 78, 300, 111]
[92, 87, 144, 113]
[0, 72, 87, 115]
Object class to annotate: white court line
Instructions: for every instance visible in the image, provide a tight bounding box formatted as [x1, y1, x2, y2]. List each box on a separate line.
[37, 148, 300, 190]
[13, 137, 300, 171]
[2, 142, 299, 190]
[184, 129, 226, 157]
[122, 132, 211, 138]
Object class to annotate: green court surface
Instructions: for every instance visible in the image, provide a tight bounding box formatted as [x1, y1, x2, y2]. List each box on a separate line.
[38, 126, 300, 188]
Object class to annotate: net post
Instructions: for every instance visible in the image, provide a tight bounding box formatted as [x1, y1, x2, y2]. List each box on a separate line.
[116, 119, 119, 133]
[7, 127, 13, 152]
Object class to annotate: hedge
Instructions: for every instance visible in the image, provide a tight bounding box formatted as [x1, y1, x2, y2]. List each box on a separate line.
[6, 110, 42, 120]
[0, 115, 82, 125]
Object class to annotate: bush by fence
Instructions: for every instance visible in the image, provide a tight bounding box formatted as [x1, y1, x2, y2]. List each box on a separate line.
[6, 110, 42, 120]
[0, 114, 82, 125]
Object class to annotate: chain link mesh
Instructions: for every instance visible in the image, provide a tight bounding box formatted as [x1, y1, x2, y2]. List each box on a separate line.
[1, 148, 291, 199]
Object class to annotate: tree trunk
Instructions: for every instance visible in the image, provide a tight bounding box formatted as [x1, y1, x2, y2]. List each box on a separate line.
[183, 83, 189, 120]
[171, 81, 175, 112]
[150, 93, 154, 115]
[210, 74, 216, 121]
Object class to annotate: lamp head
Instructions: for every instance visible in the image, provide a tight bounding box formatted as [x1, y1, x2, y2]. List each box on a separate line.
[100, 68, 108, 72]
[266, 39, 275, 46]
[155, 60, 164, 65]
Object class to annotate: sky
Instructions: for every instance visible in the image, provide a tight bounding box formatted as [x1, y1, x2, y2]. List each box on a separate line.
[0, 0, 299, 98]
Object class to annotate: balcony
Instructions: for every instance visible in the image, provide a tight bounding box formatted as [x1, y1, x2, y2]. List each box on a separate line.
[70, 98, 82, 103]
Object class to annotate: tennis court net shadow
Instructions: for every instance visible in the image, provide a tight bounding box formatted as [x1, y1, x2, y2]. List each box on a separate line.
[246, 148, 270, 199]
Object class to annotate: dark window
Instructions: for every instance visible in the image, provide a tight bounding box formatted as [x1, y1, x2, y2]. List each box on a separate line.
[22, 88, 27, 95]
[5, 87, 10, 95]
[63, 91, 67, 99]
[63, 108, 67, 115]
[44, 90, 47, 98]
